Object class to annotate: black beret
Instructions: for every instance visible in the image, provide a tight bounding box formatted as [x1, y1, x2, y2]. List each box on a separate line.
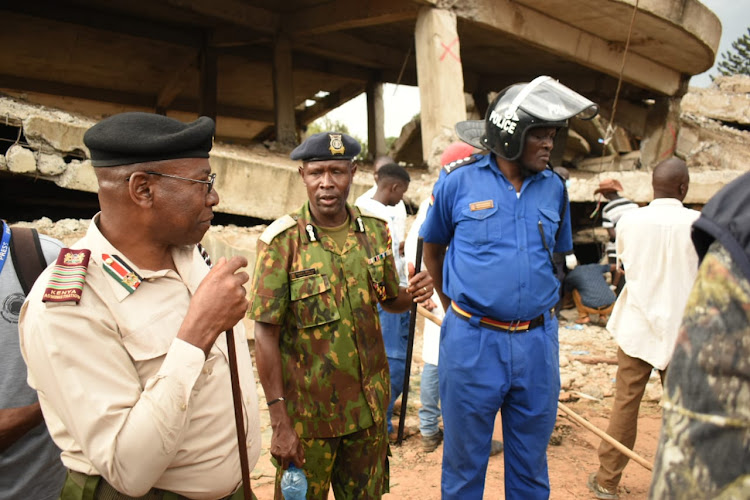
[290, 131, 361, 162]
[84, 112, 215, 167]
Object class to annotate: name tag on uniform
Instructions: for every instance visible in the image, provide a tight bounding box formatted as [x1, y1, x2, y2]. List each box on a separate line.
[470, 200, 494, 211]
[290, 268, 317, 279]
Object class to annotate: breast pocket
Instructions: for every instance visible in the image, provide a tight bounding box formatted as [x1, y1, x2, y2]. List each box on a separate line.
[289, 273, 340, 329]
[457, 206, 501, 245]
[538, 207, 561, 249]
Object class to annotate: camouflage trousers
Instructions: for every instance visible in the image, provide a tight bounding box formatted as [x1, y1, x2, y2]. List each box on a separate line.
[273, 423, 389, 500]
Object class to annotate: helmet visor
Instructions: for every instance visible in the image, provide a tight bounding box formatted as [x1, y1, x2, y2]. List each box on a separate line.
[511, 76, 599, 122]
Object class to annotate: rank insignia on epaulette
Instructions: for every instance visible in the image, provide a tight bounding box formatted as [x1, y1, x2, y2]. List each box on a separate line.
[443, 154, 481, 174]
[43, 248, 91, 303]
[102, 253, 142, 294]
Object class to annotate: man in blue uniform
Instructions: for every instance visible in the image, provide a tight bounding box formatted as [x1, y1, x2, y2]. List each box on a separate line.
[420, 76, 599, 500]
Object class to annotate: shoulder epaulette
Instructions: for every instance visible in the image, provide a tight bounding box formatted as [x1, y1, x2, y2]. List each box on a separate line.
[42, 248, 91, 304]
[260, 215, 297, 245]
[443, 153, 483, 175]
[357, 206, 389, 225]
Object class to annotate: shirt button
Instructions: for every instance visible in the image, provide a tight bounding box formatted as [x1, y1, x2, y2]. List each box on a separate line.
[507, 185, 513, 190]
[521, 283, 526, 288]
[180, 403, 187, 411]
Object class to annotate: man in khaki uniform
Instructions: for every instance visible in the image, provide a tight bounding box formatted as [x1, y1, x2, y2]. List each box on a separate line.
[19, 112, 260, 500]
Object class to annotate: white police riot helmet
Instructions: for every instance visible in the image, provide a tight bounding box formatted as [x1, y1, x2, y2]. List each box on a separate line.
[456, 76, 599, 161]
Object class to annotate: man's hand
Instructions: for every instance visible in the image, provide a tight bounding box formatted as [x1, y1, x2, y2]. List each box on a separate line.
[268, 409, 305, 469]
[178, 256, 249, 355]
[0, 403, 44, 452]
[406, 262, 434, 303]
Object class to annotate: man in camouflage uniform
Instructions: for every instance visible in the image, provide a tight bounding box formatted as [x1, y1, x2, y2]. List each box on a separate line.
[250, 131, 433, 500]
[649, 171, 750, 499]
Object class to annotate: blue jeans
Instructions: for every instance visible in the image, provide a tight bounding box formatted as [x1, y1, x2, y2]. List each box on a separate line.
[419, 362, 441, 436]
[378, 305, 410, 434]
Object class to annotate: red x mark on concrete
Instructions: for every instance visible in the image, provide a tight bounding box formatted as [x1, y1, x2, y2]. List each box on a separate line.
[440, 37, 461, 62]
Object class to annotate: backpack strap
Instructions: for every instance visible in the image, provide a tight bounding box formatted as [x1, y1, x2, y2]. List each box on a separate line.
[9, 227, 47, 296]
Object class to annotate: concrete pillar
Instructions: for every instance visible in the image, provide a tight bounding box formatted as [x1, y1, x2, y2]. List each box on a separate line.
[415, 7, 466, 171]
[640, 96, 682, 170]
[273, 34, 298, 147]
[366, 81, 386, 161]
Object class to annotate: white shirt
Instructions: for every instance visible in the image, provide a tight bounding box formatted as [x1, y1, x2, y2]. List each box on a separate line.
[356, 188, 408, 286]
[405, 198, 443, 366]
[606, 199, 700, 369]
[19, 216, 261, 499]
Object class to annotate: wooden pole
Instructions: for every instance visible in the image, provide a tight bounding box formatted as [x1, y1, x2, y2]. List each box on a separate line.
[396, 237, 423, 445]
[226, 328, 254, 498]
[414, 308, 655, 472]
[558, 402, 653, 471]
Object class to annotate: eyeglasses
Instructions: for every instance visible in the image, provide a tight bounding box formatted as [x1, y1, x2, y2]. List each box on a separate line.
[127, 171, 216, 193]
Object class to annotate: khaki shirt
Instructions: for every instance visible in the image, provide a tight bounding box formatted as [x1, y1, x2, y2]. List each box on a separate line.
[19, 216, 260, 499]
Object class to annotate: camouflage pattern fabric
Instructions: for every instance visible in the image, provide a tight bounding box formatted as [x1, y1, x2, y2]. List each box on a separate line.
[649, 241, 750, 499]
[249, 202, 400, 438]
[272, 423, 389, 500]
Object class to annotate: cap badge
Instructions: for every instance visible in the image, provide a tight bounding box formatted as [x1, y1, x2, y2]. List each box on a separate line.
[328, 134, 345, 156]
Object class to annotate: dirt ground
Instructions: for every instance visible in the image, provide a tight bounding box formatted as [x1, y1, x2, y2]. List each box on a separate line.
[251, 308, 663, 499]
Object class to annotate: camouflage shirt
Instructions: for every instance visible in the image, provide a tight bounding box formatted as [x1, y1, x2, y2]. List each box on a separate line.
[249, 202, 400, 438]
[649, 241, 750, 499]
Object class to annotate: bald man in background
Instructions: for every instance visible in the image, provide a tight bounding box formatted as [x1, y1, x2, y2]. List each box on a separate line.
[588, 158, 700, 499]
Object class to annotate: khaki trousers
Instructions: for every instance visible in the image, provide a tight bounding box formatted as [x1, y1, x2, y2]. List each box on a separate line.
[595, 347, 665, 490]
[571, 289, 614, 322]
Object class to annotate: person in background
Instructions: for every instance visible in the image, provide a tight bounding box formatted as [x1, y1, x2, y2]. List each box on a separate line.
[421, 76, 596, 499]
[552, 166, 578, 318]
[0, 222, 66, 500]
[355, 163, 412, 441]
[250, 131, 433, 499]
[593, 178, 638, 265]
[563, 262, 619, 325]
[19, 112, 260, 500]
[588, 158, 700, 500]
[649, 171, 750, 499]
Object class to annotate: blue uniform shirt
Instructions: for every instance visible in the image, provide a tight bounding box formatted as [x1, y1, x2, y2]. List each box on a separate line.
[420, 153, 572, 320]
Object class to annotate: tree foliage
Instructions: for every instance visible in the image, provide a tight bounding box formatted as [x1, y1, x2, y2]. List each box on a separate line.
[715, 27, 750, 78]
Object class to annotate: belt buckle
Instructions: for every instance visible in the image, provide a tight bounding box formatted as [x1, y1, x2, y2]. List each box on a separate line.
[509, 319, 520, 333]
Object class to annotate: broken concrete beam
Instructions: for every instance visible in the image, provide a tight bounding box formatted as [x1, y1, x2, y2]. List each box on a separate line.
[576, 152, 639, 173]
[24, 116, 90, 154]
[714, 74, 750, 94]
[6, 144, 36, 173]
[563, 128, 590, 163]
[682, 87, 750, 125]
[37, 152, 66, 176]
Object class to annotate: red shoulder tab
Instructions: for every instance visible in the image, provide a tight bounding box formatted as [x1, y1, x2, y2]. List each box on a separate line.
[43, 248, 91, 304]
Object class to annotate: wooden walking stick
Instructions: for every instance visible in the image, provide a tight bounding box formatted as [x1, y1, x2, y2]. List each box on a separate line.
[415, 307, 655, 471]
[226, 328, 254, 499]
[396, 237, 424, 445]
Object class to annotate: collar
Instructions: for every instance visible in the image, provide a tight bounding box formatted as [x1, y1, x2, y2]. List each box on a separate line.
[86, 213, 201, 302]
[648, 198, 684, 208]
[298, 202, 365, 245]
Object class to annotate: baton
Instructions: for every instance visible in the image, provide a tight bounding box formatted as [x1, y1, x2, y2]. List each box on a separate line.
[226, 328, 253, 499]
[396, 237, 423, 445]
